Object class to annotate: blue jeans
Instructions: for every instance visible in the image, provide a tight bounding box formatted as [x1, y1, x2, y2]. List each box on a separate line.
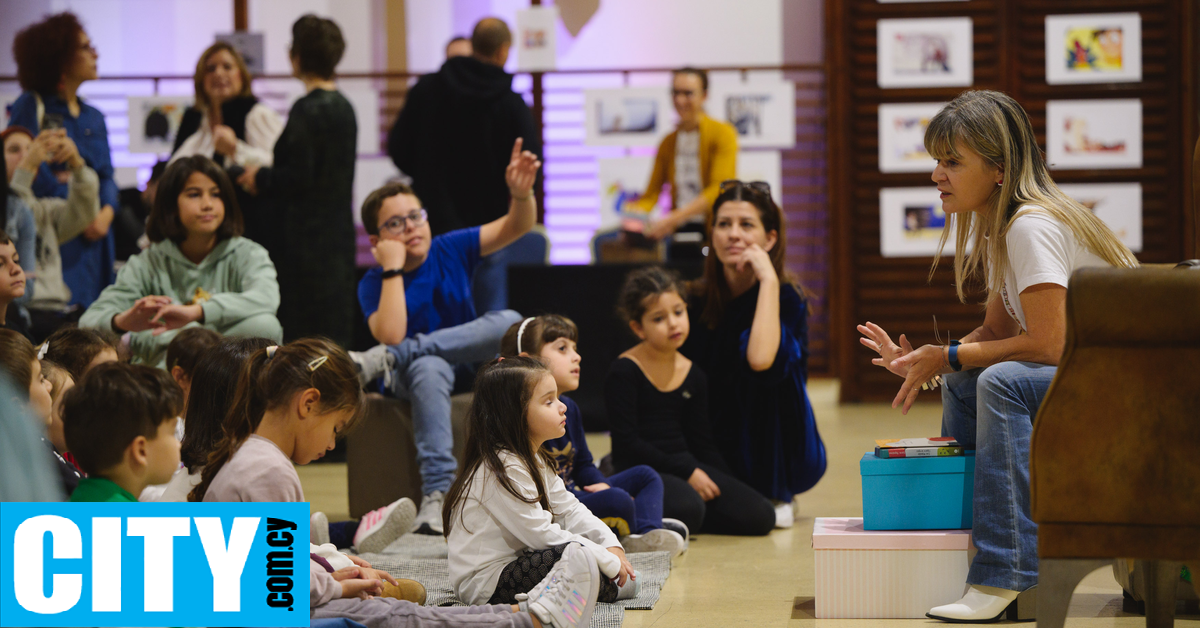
[573, 465, 663, 535]
[941, 361, 1057, 592]
[386, 310, 524, 495]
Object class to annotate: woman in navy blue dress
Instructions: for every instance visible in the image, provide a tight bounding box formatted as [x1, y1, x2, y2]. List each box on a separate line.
[8, 13, 116, 311]
[682, 180, 826, 524]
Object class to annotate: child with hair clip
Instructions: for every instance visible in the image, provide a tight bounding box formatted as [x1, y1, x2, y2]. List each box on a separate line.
[444, 357, 631, 615]
[151, 336, 272, 502]
[39, 326, 119, 382]
[606, 266, 776, 537]
[0, 329, 80, 495]
[500, 315, 687, 556]
[193, 338, 580, 628]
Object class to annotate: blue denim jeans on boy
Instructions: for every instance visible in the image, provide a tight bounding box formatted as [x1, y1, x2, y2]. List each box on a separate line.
[386, 309, 524, 495]
[941, 361, 1057, 593]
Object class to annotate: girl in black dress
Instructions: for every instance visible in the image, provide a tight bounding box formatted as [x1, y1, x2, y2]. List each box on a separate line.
[238, 15, 357, 347]
[606, 266, 775, 536]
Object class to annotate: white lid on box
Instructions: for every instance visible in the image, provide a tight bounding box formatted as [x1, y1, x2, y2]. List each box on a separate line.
[812, 517, 972, 550]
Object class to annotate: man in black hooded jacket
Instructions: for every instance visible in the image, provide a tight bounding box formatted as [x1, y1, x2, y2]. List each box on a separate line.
[388, 18, 542, 238]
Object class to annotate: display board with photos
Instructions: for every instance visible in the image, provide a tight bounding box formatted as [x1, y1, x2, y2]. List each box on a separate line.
[826, 0, 1194, 401]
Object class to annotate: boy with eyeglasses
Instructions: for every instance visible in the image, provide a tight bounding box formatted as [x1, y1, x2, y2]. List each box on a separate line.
[349, 139, 539, 535]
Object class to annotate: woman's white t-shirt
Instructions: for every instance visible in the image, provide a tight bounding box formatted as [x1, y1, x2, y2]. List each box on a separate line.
[1000, 206, 1109, 332]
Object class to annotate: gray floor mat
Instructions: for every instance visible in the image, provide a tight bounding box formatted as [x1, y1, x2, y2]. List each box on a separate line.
[354, 533, 673, 626]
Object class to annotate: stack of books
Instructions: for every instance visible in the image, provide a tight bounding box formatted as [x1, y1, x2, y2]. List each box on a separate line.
[874, 437, 965, 459]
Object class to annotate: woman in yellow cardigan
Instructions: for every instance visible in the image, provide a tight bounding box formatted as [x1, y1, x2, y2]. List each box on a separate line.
[635, 68, 739, 240]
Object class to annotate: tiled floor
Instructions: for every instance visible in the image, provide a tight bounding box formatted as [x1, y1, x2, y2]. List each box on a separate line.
[297, 379, 1195, 627]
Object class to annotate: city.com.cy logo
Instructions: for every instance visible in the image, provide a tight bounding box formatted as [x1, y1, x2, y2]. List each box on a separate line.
[1, 502, 309, 627]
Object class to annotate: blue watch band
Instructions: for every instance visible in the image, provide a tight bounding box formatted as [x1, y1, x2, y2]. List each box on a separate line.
[948, 340, 963, 372]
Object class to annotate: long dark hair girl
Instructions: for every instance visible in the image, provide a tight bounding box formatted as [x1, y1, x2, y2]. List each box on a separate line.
[179, 336, 274, 474]
[189, 336, 362, 501]
[442, 356, 556, 535]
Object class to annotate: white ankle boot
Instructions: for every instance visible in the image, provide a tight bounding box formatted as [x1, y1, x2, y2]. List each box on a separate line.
[926, 585, 1019, 623]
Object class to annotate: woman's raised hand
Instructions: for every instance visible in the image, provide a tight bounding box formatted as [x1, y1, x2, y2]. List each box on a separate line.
[858, 321, 913, 378]
[890, 344, 950, 415]
[505, 137, 541, 199]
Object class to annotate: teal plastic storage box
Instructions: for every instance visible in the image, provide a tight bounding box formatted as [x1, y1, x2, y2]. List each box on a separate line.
[860, 452, 974, 531]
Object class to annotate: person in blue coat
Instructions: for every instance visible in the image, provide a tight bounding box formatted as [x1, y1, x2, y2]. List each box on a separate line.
[8, 12, 117, 309]
[682, 180, 827, 527]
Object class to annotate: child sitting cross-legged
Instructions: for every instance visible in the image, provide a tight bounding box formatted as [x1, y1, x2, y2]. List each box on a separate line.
[500, 314, 687, 556]
[445, 357, 626, 616]
[192, 339, 587, 627]
[61, 362, 183, 502]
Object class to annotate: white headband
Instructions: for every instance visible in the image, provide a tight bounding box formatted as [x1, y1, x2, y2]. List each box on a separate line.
[516, 317, 536, 354]
[266, 345, 278, 358]
[37, 342, 49, 361]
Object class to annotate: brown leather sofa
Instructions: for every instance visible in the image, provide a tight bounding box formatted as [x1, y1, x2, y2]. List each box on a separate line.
[345, 393, 473, 518]
[1030, 266, 1200, 628]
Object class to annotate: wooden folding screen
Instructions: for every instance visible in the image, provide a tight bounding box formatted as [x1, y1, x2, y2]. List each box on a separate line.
[826, 0, 1196, 401]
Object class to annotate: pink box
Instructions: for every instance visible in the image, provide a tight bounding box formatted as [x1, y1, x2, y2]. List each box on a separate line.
[813, 517, 974, 618]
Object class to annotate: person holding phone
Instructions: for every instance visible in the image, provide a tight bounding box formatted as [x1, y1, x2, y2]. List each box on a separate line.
[8, 12, 117, 309]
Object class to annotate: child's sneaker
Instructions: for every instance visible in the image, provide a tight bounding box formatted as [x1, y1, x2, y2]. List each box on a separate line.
[311, 511, 330, 546]
[348, 344, 395, 389]
[353, 497, 416, 554]
[412, 491, 445, 535]
[380, 578, 427, 605]
[524, 543, 599, 628]
[620, 528, 686, 558]
[613, 569, 642, 601]
[661, 518, 690, 544]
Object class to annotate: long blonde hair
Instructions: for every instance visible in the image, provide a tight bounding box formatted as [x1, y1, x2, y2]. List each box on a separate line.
[924, 90, 1138, 304]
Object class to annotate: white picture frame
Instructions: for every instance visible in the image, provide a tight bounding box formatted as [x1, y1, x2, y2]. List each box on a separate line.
[1045, 13, 1141, 85]
[877, 17, 973, 89]
[584, 87, 674, 147]
[1057, 182, 1142, 252]
[878, 102, 947, 173]
[596, 155, 658, 231]
[1045, 99, 1142, 170]
[879, 187, 960, 258]
[126, 96, 192, 155]
[516, 6, 559, 72]
[706, 80, 796, 149]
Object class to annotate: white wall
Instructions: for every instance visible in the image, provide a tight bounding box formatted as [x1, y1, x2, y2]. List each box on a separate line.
[406, 0, 786, 74]
[0, 0, 378, 78]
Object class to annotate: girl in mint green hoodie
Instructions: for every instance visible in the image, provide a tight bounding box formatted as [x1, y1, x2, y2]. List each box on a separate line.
[80, 156, 282, 368]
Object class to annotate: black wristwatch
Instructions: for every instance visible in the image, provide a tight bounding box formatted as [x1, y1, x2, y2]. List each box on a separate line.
[948, 340, 963, 372]
[380, 268, 404, 280]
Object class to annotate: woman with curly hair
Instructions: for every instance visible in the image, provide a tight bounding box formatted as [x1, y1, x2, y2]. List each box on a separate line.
[7, 12, 117, 310]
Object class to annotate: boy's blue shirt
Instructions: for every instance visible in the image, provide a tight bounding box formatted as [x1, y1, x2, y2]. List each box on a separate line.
[357, 226, 482, 337]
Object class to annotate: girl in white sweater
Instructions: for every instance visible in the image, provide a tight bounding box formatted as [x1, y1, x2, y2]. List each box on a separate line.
[444, 357, 636, 607]
[194, 339, 594, 628]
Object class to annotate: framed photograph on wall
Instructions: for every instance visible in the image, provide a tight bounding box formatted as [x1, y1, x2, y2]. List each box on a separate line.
[878, 102, 947, 173]
[127, 96, 192, 154]
[879, 187, 962, 257]
[1045, 13, 1141, 85]
[736, 150, 783, 206]
[597, 155, 658, 232]
[706, 80, 796, 148]
[1058, 182, 1143, 252]
[585, 87, 674, 147]
[876, 17, 973, 89]
[1046, 99, 1142, 169]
